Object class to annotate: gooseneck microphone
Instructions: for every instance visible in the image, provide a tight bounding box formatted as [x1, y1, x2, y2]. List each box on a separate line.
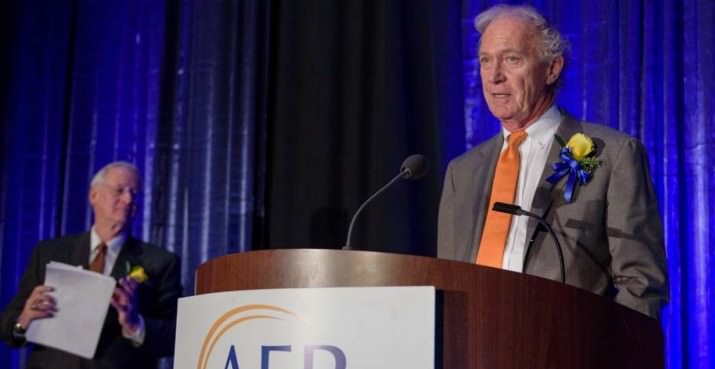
[343, 154, 429, 250]
[492, 202, 566, 284]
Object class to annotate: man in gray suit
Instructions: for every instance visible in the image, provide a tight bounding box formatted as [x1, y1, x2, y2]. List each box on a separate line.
[437, 5, 667, 319]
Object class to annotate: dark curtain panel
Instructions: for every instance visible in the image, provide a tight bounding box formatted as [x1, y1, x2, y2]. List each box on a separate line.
[265, 0, 459, 253]
[1, 1, 713, 369]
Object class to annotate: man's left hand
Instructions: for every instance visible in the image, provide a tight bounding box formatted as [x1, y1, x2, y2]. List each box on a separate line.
[111, 277, 140, 332]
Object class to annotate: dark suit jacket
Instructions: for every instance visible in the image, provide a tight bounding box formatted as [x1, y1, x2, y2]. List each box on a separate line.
[0, 232, 182, 369]
[437, 113, 668, 319]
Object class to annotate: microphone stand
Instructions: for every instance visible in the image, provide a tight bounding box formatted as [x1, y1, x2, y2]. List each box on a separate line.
[492, 202, 566, 284]
[343, 170, 406, 250]
[342, 154, 428, 251]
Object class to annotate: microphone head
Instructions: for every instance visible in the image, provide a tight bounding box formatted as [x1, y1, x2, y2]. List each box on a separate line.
[400, 154, 429, 179]
[492, 202, 522, 215]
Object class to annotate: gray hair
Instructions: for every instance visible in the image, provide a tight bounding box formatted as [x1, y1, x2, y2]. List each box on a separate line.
[475, 4, 569, 63]
[90, 161, 140, 187]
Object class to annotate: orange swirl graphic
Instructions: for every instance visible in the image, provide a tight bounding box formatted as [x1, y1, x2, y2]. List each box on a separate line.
[197, 304, 298, 369]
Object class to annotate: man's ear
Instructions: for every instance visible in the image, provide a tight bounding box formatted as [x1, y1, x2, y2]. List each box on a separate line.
[89, 186, 98, 205]
[546, 55, 564, 85]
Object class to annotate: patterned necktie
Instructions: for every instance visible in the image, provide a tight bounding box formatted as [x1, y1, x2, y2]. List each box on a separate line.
[90, 243, 107, 274]
[476, 130, 528, 267]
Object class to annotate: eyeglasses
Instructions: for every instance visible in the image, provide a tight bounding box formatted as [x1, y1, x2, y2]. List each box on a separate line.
[99, 183, 141, 199]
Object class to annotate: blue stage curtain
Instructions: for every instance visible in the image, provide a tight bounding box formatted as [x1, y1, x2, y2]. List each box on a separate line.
[0, 0, 269, 367]
[462, 1, 714, 368]
[0, 1, 712, 369]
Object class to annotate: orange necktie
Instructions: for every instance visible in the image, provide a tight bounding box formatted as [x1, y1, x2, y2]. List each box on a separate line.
[90, 243, 107, 274]
[476, 131, 528, 267]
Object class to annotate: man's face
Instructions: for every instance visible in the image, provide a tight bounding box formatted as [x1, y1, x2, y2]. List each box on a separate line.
[89, 166, 140, 231]
[478, 16, 562, 128]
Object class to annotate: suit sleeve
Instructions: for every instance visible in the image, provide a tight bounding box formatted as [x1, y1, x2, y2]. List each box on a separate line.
[139, 252, 182, 357]
[606, 138, 668, 318]
[437, 161, 456, 259]
[0, 242, 44, 346]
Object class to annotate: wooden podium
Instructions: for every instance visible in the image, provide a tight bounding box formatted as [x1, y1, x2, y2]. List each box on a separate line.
[195, 249, 663, 369]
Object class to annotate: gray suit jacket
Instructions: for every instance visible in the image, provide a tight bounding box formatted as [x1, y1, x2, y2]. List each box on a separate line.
[437, 113, 668, 319]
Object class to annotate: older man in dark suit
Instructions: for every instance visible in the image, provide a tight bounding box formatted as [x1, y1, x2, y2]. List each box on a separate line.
[0, 161, 181, 369]
[437, 5, 667, 319]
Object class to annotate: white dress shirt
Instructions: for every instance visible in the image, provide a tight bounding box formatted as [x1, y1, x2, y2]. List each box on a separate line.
[90, 227, 145, 345]
[499, 105, 561, 272]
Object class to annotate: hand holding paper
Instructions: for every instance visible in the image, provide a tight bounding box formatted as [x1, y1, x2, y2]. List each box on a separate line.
[25, 261, 116, 359]
[16, 285, 57, 330]
[111, 276, 141, 333]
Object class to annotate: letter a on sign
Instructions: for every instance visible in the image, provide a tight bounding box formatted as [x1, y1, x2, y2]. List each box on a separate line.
[225, 345, 240, 369]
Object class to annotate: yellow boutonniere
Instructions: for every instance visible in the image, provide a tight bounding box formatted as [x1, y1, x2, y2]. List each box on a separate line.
[566, 133, 594, 161]
[548, 133, 602, 202]
[563, 133, 601, 171]
[127, 265, 148, 283]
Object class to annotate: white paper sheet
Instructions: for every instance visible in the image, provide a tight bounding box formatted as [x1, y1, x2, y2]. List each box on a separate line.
[26, 261, 116, 359]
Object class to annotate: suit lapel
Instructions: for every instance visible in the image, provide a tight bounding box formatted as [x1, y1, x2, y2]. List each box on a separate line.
[524, 113, 583, 261]
[70, 232, 92, 269]
[111, 237, 144, 280]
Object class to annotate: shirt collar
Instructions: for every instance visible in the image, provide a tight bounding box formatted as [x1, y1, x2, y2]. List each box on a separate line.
[501, 105, 561, 148]
[90, 227, 127, 254]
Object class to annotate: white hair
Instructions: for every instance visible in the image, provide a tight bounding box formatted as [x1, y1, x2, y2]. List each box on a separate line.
[90, 161, 140, 187]
[475, 4, 570, 64]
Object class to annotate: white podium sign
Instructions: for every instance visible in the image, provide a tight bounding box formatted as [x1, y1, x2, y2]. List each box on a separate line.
[174, 286, 435, 369]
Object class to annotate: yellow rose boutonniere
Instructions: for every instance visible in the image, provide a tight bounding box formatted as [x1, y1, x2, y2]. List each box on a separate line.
[125, 263, 148, 283]
[547, 133, 602, 202]
[565, 133, 601, 172]
[566, 133, 593, 161]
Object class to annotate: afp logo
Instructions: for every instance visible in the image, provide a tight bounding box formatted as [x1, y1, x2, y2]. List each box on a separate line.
[196, 304, 347, 369]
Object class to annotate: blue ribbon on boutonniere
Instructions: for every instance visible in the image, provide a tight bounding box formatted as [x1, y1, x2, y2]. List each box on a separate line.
[547, 133, 602, 203]
[546, 147, 592, 203]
